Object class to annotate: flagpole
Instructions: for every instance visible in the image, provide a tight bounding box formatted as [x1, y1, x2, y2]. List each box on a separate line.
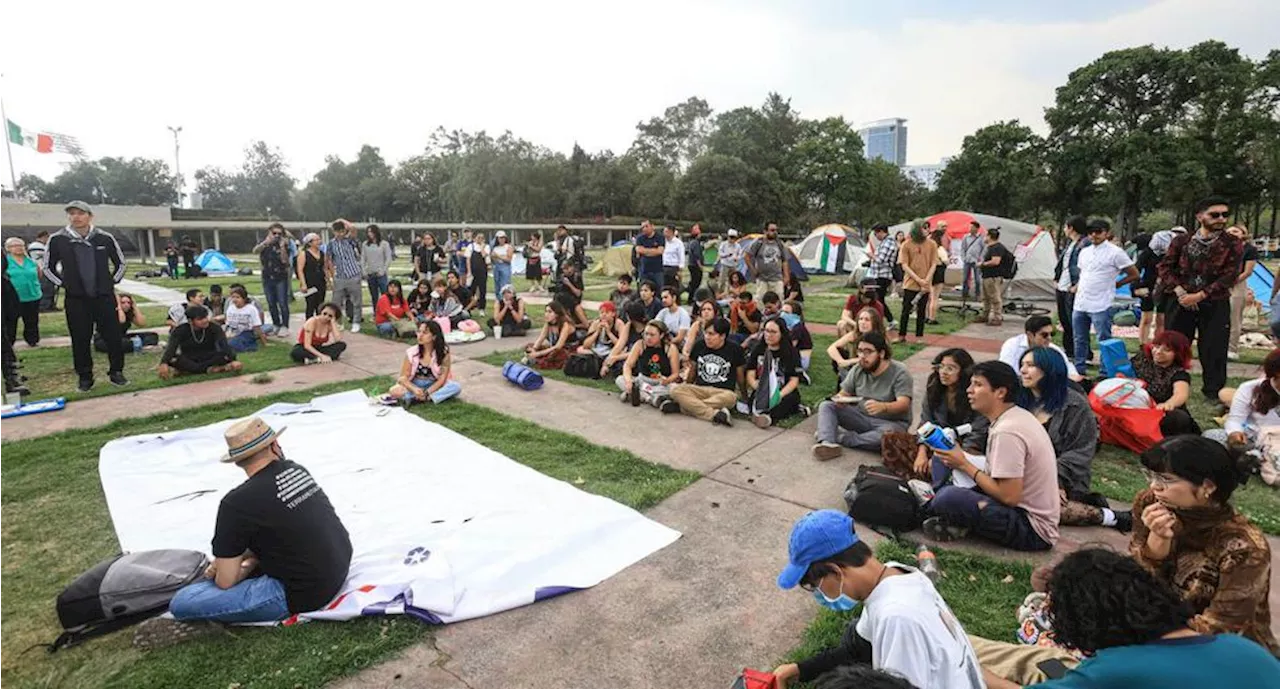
[0, 94, 16, 191]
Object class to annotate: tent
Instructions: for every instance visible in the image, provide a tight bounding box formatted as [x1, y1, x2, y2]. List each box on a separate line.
[793, 224, 868, 275]
[195, 249, 237, 275]
[588, 244, 635, 277]
[736, 234, 809, 281]
[889, 211, 1055, 300]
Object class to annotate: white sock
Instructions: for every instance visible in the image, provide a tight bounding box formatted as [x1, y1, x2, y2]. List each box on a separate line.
[1100, 508, 1117, 527]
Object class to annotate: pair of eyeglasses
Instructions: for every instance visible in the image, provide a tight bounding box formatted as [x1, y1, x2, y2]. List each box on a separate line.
[1206, 211, 1231, 219]
[1141, 468, 1184, 488]
[933, 363, 961, 374]
[856, 348, 878, 356]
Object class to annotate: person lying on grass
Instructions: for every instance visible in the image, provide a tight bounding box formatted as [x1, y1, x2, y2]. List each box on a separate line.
[290, 302, 347, 364]
[383, 319, 461, 407]
[772, 510, 984, 689]
[488, 283, 533, 336]
[525, 301, 576, 370]
[133, 416, 352, 649]
[617, 318, 681, 409]
[666, 316, 741, 426]
[157, 305, 243, 379]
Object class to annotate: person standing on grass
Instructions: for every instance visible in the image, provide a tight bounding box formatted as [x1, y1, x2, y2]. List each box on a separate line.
[1226, 225, 1257, 361]
[772, 510, 985, 689]
[744, 221, 790, 302]
[813, 332, 913, 460]
[1070, 219, 1138, 375]
[634, 220, 666, 290]
[490, 230, 514, 297]
[524, 231, 546, 293]
[976, 229, 1014, 326]
[715, 228, 743, 297]
[157, 306, 242, 379]
[661, 224, 686, 296]
[895, 224, 938, 343]
[416, 232, 447, 286]
[180, 235, 199, 277]
[667, 317, 743, 426]
[960, 220, 985, 300]
[254, 223, 293, 338]
[1159, 196, 1243, 401]
[1054, 217, 1088, 360]
[44, 200, 129, 391]
[465, 231, 491, 314]
[291, 303, 347, 364]
[134, 416, 351, 647]
[324, 220, 364, 333]
[5, 236, 42, 347]
[864, 224, 897, 320]
[685, 224, 706, 303]
[28, 229, 58, 312]
[926, 227, 948, 325]
[361, 224, 393, 308]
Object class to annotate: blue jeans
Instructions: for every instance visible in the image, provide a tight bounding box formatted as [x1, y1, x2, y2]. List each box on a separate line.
[962, 263, 982, 299]
[170, 575, 290, 623]
[376, 322, 396, 337]
[1071, 308, 1113, 374]
[228, 330, 259, 352]
[402, 376, 462, 405]
[493, 263, 512, 296]
[638, 270, 663, 291]
[261, 277, 291, 329]
[367, 274, 388, 306]
[927, 486, 1052, 551]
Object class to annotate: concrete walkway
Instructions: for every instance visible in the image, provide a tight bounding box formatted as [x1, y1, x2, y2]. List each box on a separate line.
[117, 278, 187, 304]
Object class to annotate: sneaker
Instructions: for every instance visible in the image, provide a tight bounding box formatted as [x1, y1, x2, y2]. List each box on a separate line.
[799, 404, 813, 418]
[520, 356, 530, 366]
[658, 397, 680, 414]
[108, 372, 129, 387]
[1113, 510, 1134, 533]
[628, 380, 641, 407]
[377, 394, 399, 407]
[800, 370, 812, 386]
[351, 322, 361, 333]
[277, 327, 290, 338]
[133, 616, 221, 650]
[735, 400, 751, 415]
[812, 442, 842, 461]
[77, 376, 94, 392]
[751, 414, 773, 429]
[922, 516, 969, 542]
[712, 408, 733, 427]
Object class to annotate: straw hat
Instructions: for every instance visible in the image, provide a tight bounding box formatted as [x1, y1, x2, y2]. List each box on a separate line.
[220, 416, 286, 463]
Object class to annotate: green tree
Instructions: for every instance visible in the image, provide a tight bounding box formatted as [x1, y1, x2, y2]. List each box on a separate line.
[674, 154, 782, 229]
[628, 97, 714, 172]
[788, 116, 867, 224]
[193, 141, 295, 217]
[934, 120, 1046, 219]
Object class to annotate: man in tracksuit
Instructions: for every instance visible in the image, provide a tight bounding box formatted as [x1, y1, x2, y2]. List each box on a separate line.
[45, 201, 129, 391]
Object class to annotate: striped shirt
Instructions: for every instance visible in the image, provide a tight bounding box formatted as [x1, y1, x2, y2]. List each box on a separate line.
[325, 238, 362, 279]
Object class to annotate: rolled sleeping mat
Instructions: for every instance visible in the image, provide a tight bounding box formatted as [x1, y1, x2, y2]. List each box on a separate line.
[502, 361, 544, 391]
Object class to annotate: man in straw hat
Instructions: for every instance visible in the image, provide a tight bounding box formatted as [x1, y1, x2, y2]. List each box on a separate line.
[134, 416, 351, 648]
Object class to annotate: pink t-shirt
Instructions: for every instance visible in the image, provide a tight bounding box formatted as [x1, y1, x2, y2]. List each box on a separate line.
[985, 405, 1061, 545]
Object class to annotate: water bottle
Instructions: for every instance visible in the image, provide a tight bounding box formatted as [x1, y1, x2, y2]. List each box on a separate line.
[131, 335, 144, 353]
[916, 544, 940, 582]
[917, 422, 972, 451]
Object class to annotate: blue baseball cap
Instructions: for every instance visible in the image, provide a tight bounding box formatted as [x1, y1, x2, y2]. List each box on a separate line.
[777, 510, 860, 589]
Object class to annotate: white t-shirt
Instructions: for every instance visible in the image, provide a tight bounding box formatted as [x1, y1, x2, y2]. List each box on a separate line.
[663, 237, 687, 269]
[1073, 241, 1133, 313]
[224, 301, 262, 337]
[1224, 378, 1280, 437]
[659, 306, 691, 336]
[999, 334, 1074, 375]
[856, 564, 984, 689]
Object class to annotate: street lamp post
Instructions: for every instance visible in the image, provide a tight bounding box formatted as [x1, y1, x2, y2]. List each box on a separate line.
[167, 125, 183, 208]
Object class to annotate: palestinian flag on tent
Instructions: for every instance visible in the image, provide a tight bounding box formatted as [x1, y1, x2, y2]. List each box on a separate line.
[6, 119, 84, 156]
[817, 230, 848, 273]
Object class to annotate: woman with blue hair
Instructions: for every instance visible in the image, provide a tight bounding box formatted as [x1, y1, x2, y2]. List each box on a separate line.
[1018, 346, 1130, 531]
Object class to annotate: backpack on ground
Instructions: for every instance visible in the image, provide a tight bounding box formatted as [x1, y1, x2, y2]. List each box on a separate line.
[563, 352, 603, 379]
[843, 465, 923, 533]
[49, 549, 209, 652]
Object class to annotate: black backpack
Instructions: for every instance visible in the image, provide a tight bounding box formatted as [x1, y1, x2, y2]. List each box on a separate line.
[1001, 246, 1018, 280]
[563, 352, 603, 379]
[48, 549, 209, 652]
[843, 465, 922, 533]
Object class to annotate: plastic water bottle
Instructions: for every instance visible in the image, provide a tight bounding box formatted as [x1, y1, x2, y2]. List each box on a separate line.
[916, 544, 940, 582]
[917, 422, 972, 451]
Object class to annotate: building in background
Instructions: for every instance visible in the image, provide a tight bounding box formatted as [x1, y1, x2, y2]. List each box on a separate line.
[904, 157, 951, 191]
[858, 118, 908, 167]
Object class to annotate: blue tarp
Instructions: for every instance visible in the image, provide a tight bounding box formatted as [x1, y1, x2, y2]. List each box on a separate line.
[1248, 262, 1274, 314]
[195, 249, 237, 274]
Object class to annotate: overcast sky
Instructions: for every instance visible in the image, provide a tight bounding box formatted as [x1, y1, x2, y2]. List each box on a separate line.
[2, 0, 1277, 191]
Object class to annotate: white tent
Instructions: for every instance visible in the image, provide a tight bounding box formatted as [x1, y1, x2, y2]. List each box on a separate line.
[889, 212, 1057, 300]
[793, 224, 868, 275]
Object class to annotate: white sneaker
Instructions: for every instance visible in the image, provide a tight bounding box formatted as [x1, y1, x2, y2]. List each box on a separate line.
[351, 322, 361, 333]
[277, 327, 290, 338]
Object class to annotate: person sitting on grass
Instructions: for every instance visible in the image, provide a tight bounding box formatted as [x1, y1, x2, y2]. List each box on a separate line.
[609, 273, 636, 315]
[682, 298, 722, 361]
[782, 301, 813, 375]
[488, 284, 532, 336]
[636, 278, 662, 322]
[157, 305, 242, 379]
[666, 316, 742, 426]
[838, 283, 886, 336]
[813, 331, 913, 459]
[658, 285, 692, 349]
[408, 279, 433, 321]
[135, 416, 351, 645]
[785, 271, 805, 304]
[428, 277, 468, 325]
[1206, 348, 1280, 448]
[906, 348, 989, 481]
[555, 260, 589, 325]
[772, 510, 985, 689]
[828, 306, 889, 387]
[729, 290, 762, 345]
[384, 319, 461, 407]
[745, 316, 807, 428]
[998, 315, 1083, 383]
[166, 287, 206, 330]
[224, 287, 268, 353]
[924, 361, 1060, 552]
[1130, 435, 1278, 654]
[206, 284, 227, 324]
[227, 282, 274, 336]
[719, 269, 748, 304]
[95, 293, 160, 353]
[374, 279, 415, 338]
[617, 318, 681, 408]
[445, 270, 476, 315]
[599, 301, 647, 379]
[290, 303, 347, 364]
[579, 300, 621, 361]
[525, 301, 576, 370]
[1129, 330, 1200, 436]
[981, 548, 1280, 689]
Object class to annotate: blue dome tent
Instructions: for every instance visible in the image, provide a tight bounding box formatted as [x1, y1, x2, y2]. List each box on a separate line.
[195, 249, 237, 275]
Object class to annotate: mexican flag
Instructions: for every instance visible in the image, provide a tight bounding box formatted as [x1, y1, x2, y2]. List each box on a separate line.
[7, 119, 54, 153]
[817, 231, 846, 273]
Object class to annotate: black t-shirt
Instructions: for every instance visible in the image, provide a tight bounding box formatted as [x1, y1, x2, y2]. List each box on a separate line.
[1242, 243, 1259, 267]
[558, 272, 584, 306]
[635, 344, 673, 378]
[451, 285, 473, 308]
[690, 340, 744, 390]
[746, 346, 800, 384]
[211, 460, 353, 613]
[981, 243, 1014, 279]
[791, 323, 813, 351]
[260, 242, 290, 282]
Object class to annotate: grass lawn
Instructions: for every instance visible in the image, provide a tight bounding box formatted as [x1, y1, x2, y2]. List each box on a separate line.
[34, 304, 172, 339]
[780, 539, 1034, 674]
[16, 339, 299, 402]
[1, 377, 697, 689]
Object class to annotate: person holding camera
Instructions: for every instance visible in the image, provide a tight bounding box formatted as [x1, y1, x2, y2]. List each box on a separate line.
[325, 220, 364, 333]
[254, 223, 293, 337]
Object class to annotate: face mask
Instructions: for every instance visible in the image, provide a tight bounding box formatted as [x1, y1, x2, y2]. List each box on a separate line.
[812, 572, 858, 612]
[780, 312, 801, 329]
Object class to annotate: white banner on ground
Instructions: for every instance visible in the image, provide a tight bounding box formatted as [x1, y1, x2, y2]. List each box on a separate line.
[99, 390, 681, 624]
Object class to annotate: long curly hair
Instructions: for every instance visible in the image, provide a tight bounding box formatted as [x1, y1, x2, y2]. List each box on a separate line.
[1250, 348, 1280, 415]
[926, 348, 975, 420]
[1046, 548, 1192, 656]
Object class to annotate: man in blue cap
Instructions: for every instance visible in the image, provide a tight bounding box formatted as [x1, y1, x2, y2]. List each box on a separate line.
[771, 509, 983, 689]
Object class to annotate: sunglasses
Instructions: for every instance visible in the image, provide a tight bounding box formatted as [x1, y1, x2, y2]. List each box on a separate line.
[1206, 211, 1231, 219]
